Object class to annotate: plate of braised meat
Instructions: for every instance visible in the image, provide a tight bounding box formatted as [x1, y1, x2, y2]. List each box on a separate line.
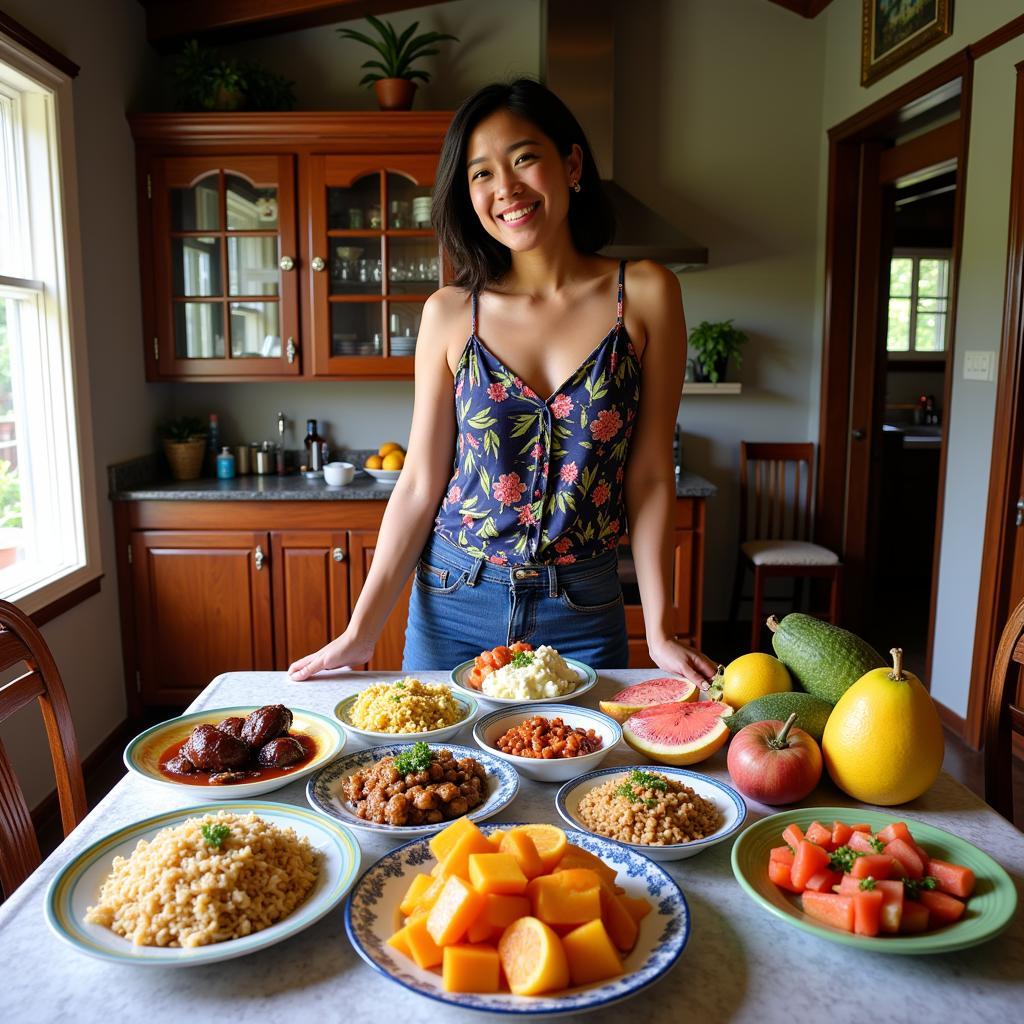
[124, 704, 346, 799]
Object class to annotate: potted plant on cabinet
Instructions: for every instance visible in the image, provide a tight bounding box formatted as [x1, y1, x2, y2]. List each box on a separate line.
[337, 16, 459, 111]
[160, 416, 207, 481]
[171, 40, 295, 112]
[687, 319, 748, 384]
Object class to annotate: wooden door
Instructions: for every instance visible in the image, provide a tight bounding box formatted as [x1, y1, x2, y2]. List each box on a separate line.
[306, 154, 442, 378]
[148, 155, 300, 378]
[271, 530, 350, 669]
[347, 529, 413, 670]
[131, 530, 273, 703]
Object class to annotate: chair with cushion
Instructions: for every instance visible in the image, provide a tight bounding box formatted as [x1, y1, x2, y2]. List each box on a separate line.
[984, 595, 1024, 824]
[0, 600, 87, 897]
[728, 442, 843, 651]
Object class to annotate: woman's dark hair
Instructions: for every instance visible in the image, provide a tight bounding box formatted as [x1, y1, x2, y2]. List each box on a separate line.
[433, 78, 614, 294]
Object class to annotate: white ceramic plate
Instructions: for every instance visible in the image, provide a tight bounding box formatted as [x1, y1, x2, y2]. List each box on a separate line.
[345, 822, 690, 1016]
[472, 703, 621, 782]
[364, 468, 401, 484]
[449, 657, 598, 708]
[123, 705, 346, 800]
[334, 690, 476, 745]
[306, 741, 519, 838]
[46, 801, 361, 967]
[555, 766, 747, 862]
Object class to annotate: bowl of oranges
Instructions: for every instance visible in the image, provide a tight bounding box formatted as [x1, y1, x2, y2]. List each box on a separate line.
[364, 441, 405, 484]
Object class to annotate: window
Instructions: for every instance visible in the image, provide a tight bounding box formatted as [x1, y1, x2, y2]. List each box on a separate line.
[886, 251, 951, 354]
[0, 33, 99, 613]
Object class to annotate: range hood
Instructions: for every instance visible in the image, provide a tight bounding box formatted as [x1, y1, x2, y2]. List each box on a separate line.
[544, 0, 708, 268]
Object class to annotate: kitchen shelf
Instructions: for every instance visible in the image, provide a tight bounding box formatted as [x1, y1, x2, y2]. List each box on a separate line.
[683, 382, 742, 395]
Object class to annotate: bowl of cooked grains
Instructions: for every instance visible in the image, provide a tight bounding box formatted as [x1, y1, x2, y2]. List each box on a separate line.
[555, 766, 747, 861]
[472, 703, 621, 782]
[334, 678, 475, 744]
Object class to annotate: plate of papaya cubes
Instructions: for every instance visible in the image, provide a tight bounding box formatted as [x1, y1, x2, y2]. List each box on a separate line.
[730, 807, 1017, 954]
[344, 818, 690, 1015]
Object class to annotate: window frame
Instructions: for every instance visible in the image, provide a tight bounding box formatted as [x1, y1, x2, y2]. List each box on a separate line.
[0, 29, 101, 617]
[886, 248, 952, 359]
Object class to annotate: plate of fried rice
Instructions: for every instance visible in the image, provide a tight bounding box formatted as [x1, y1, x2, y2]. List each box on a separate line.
[46, 802, 360, 965]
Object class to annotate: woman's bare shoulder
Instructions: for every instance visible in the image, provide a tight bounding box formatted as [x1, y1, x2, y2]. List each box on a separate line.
[625, 259, 681, 304]
[424, 285, 473, 324]
[420, 286, 474, 369]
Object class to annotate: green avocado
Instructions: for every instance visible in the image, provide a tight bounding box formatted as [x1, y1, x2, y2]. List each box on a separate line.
[767, 612, 886, 706]
[725, 691, 835, 742]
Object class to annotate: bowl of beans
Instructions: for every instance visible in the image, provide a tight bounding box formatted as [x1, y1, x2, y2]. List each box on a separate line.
[555, 766, 747, 862]
[471, 704, 621, 782]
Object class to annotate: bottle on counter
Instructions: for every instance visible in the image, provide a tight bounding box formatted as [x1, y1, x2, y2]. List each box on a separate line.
[304, 419, 325, 474]
[216, 446, 236, 479]
[207, 413, 220, 476]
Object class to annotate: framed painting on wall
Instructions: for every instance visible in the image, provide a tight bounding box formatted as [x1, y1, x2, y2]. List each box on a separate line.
[861, 1, 953, 87]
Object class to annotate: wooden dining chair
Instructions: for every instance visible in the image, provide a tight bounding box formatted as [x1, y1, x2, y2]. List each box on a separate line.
[0, 600, 87, 897]
[984, 595, 1024, 824]
[728, 442, 843, 651]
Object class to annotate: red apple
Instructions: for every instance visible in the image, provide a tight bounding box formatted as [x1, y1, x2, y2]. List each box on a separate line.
[727, 713, 822, 805]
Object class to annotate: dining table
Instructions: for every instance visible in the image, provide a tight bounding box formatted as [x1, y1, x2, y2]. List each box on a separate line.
[1, 668, 1022, 1023]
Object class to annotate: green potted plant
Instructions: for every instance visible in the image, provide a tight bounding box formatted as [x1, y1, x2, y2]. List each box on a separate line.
[160, 416, 207, 481]
[337, 16, 459, 111]
[687, 319, 748, 384]
[171, 40, 295, 112]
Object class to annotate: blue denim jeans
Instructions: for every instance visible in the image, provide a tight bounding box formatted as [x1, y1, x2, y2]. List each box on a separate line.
[401, 533, 630, 671]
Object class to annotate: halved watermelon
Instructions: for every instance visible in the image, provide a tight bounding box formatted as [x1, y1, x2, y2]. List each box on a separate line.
[620, 699, 732, 765]
[598, 677, 698, 723]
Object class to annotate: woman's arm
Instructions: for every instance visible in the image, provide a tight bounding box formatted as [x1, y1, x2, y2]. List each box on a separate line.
[623, 262, 718, 684]
[288, 291, 463, 679]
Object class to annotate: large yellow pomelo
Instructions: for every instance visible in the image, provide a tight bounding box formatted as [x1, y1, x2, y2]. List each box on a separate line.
[721, 652, 792, 709]
[821, 648, 943, 805]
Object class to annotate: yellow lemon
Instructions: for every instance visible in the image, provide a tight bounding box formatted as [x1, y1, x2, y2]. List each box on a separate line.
[822, 648, 943, 805]
[364, 454, 383, 470]
[379, 441, 404, 457]
[721, 652, 792, 709]
[381, 450, 405, 471]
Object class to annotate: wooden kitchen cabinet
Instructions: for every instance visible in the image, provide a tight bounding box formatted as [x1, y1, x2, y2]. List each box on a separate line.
[348, 529, 414, 671]
[129, 112, 452, 382]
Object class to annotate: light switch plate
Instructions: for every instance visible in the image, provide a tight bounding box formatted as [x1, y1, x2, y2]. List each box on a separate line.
[963, 350, 995, 382]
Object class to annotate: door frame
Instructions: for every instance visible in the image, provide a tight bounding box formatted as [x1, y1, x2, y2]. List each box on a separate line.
[816, 50, 972, 695]
[968, 60, 1024, 749]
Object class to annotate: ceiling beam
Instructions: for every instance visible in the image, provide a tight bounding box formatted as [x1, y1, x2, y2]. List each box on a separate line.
[765, 0, 835, 17]
[140, 0, 443, 51]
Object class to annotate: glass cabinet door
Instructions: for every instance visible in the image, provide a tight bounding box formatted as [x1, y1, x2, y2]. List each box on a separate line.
[151, 156, 299, 376]
[308, 155, 442, 376]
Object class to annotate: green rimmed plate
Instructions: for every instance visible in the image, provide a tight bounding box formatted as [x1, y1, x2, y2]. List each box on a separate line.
[731, 807, 1017, 954]
[45, 801, 361, 966]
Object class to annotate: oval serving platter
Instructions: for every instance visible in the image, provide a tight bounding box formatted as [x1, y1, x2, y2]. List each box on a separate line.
[306, 741, 520, 839]
[345, 822, 690, 1016]
[46, 801, 361, 967]
[449, 657, 597, 707]
[731, 806, 1018, 955]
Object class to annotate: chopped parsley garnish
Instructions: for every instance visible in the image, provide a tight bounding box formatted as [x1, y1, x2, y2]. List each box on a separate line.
[201, 823, 230, 848]
[510, 650, 535, 668]
[394, 741, 433, 775]
[391, 694, 402, 702]
[828, 845, 864, 873]
[858, 877, 877, 891]
[645, 798, 658, 809]
[393, 681, 406, 689]
[869, 837, 885, 854]
[616, 771, 669, 804]
[902, 876, 938, 900]
[616, 782, 639, 802]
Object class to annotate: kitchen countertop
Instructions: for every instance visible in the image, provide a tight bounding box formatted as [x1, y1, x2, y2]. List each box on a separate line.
[109, 458, 718, 501]
[1, 669, 1021, 1023]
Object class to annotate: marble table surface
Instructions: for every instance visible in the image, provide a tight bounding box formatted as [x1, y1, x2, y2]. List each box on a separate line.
[2, 670, 1022, 1023]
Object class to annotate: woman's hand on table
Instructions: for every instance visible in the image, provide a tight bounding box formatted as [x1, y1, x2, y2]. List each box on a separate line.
[288, 631, 376, 681]
[647, 636, 720, 691]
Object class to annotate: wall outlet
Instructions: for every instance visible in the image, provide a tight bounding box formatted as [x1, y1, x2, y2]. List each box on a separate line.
[963, 350, 995, 382]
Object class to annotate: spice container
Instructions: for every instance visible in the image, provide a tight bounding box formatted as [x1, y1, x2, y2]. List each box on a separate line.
[216, 447, 235, 479]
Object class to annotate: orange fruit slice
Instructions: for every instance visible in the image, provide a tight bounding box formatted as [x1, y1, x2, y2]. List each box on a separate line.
[497, 916, 569, 995]
[507, 824, 567, 872]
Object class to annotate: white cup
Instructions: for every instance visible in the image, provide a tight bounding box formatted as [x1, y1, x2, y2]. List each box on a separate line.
[323, 461, 355, 486]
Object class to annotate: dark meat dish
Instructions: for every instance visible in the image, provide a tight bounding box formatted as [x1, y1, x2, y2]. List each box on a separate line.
[342, 748, 487, 826]
[162, 704, 312, 782]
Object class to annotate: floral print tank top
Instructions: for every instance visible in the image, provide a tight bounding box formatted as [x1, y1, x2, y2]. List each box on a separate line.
[434, 261, 641, 565]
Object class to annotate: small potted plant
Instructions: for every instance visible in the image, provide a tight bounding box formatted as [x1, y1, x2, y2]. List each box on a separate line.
[337, 16, 459, 111]
[160, 416, 207, 481]
[171, 40, 295, 112]
[687, 319, 748, 384]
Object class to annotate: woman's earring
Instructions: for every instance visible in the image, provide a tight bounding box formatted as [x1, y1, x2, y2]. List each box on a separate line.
[571, 180, 582, 193]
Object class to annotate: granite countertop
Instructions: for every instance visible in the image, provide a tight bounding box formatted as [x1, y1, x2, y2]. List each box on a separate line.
[109, 455, 718, 501]
[2, 669, 1021, 1023]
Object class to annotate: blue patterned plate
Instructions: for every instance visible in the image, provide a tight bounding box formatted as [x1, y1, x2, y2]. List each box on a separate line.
[45, 802, 361, 966]
[306, 741, 520, 838]
[345, 823, 690, 1015]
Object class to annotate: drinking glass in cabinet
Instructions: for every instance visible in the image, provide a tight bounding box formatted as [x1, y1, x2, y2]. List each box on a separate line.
[229, 301, 280, 358]
[227, 237, 280, 296]
[327, 178, 379, 231]
[387, 173, 432, 227]
[172, 238, 222, 296]
[331, 302, 384, 357]
[171, 176, 219, 231]
[174, 303, 224, 359]
[387, 300, 422, 357]
[388, 237, 440, 295]
[225, 175, 279, 230]
[330, 237, 381, 296]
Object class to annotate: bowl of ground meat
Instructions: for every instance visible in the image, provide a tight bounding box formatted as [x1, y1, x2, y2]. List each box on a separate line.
[472, 704, 622, 782]
[304, 741, 519, 838]
[555, 766, 747, 861]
